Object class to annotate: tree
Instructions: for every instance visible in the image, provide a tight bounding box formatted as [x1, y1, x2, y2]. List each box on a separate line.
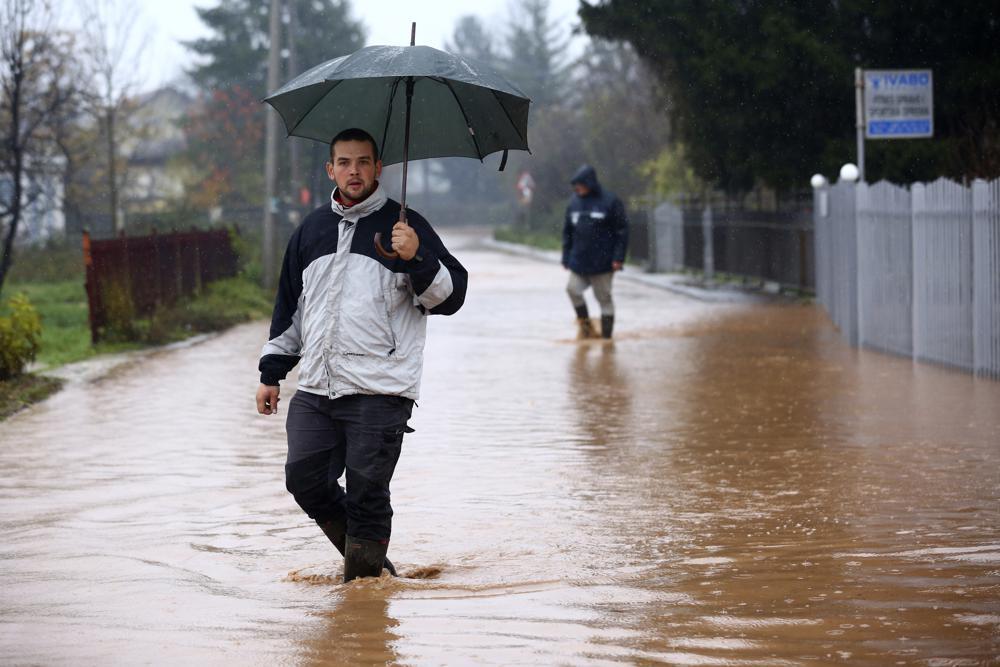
[580, 0, 1000, 189]
[446, 15, 499, 67]
[580, 0, 848, 192]
[502, 0, 571, 110]
[183, 0, 366, 211]
[503, 38, 675, 223]
[439, 15, 507, 206]
[439, 1, 579, 222]
[0, 0, 79, 294]
[180, 85, 265, 211]
[80, 0, 148, 234]
[845, 1, 1000, 180]
[574, 39, 672, 202]
[187, 0, 365, 98]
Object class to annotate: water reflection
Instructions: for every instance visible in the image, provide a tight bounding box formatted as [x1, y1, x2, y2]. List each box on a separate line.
[299, 588, 399, 666]
[566, 342, 632, 451]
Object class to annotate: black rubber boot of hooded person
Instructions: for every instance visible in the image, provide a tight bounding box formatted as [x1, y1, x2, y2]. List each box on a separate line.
[601, 315, 614, 339]
[575, 304, 595, 339]
[343, 535, 391, 582]
[320, 518, 397, 577]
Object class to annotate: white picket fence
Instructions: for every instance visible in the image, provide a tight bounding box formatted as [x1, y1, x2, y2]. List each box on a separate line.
[814, 177, 1000, 378]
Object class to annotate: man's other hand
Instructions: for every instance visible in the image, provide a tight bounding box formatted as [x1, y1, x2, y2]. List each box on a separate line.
[612, 261, 623, 271]
[391, 222, 419, 261]
[256, 384, 280, 415]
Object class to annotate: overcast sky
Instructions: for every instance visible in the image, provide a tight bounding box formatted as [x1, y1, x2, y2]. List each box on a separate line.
[68, 0, 585, 92]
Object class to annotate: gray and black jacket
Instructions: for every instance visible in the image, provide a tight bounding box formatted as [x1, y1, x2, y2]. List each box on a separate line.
[258, 183, 467, 400]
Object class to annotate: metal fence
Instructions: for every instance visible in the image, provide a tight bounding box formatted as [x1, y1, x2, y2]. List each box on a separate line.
[82, 228, 239, 343]
[814, 177, 1000, 378]
[645, 198, 814, 290]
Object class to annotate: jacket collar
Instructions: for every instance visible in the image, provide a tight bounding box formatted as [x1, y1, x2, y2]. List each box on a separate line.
[330, 182, 387, 223]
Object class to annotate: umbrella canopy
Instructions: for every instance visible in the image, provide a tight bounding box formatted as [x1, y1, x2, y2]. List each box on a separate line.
[263, 44, 531, 166]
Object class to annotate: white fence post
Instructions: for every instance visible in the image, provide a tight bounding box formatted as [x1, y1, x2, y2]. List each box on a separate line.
[702, 205, 714, 279]
[651, 201, 684, 273]
[814, 185, 830, 311]
[973, 179, 1000, 378]
[827, 180, 859, 345]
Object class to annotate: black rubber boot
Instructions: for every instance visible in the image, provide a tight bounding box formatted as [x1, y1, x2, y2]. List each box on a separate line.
[601, 315, 614, 339]
[343, 535, 390, 582]
[320, 518, 397, 577]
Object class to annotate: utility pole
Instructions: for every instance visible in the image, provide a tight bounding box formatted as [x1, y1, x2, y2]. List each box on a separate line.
[286, 0, 303, 216]
[855, 67, 866, 182]
[262, 0, 282, 290]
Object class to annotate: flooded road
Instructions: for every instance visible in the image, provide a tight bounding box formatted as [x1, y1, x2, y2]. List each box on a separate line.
[1, 232, 998, 665]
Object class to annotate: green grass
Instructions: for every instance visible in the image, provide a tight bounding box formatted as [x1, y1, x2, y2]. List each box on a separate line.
[138, 276, 274, 345]
[4, 280, 142, 368]
[3, 274, 272, 371]
[0, 234, 273, 419]
[494, 225, 563, 251]
[5, 242, 84, 284]
[0, 374, 64, 421]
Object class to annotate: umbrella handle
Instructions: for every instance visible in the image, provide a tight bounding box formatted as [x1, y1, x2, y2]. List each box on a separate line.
[373, 209, 409, 260]
[373, 232, 398, 260]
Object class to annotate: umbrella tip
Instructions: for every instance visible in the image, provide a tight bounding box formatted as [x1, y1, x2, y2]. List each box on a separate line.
[410, 22, 416, 46]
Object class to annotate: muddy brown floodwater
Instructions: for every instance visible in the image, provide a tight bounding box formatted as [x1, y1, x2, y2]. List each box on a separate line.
[1, 231, 998, 666]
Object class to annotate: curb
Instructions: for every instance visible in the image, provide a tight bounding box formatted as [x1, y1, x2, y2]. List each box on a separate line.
[481, 238, 770, 304]
[33, 333, 216, 385]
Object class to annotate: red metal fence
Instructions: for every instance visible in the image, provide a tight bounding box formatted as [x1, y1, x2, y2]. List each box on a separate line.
[82, 228, 239, 342]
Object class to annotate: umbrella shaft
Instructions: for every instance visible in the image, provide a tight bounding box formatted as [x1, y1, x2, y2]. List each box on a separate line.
[400, 77, 414, 221]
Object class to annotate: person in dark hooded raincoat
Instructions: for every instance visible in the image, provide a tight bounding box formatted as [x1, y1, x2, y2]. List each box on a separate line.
[561, 165, 629, 338]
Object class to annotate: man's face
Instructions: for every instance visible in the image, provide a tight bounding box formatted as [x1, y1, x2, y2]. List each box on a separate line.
[327, 139, 382, 203]
[573, 183, 590, 197]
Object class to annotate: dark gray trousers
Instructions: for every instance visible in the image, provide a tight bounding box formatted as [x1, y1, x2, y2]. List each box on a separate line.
[284, 391, 413, 542]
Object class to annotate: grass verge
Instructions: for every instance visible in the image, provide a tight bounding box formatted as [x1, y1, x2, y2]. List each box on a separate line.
[494, 225, 562, 251]
[0, 374, 64, 421]
[0, 274, 272, 421]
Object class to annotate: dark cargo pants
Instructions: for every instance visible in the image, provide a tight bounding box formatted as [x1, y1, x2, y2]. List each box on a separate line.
[284, 391, 413, 542]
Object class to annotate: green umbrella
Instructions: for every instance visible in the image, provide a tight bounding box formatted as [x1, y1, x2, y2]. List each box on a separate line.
[264, 25, 531, 258]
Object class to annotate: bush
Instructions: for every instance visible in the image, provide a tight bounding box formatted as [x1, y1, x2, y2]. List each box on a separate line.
[99, 279, 139, 343]
[0, 294, 43, 380]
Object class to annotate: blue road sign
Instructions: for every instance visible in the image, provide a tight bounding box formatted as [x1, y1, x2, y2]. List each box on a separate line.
[864, 70, 934, 139]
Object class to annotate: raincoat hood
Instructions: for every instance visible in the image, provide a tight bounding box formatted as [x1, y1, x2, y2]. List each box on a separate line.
[570, 164, 601, 195]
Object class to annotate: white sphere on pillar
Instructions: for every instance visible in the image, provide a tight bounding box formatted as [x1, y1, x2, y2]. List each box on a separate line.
[839, 163, 860, 182]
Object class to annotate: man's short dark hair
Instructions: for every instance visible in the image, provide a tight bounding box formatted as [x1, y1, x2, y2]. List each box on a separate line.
[330, 128, 379, 162]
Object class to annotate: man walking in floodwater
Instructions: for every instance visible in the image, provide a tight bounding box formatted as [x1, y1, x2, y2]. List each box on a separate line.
[255, 128, 467, 582]
[562, 165, 629, 339]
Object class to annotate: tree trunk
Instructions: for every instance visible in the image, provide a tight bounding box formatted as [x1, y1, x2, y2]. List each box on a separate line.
[0, 56, 24, 295]
[0, 163, 22, 294]
[262, 0, 282, 289]
[107, 107, 119, 234]
[287, 0, 302, 212]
